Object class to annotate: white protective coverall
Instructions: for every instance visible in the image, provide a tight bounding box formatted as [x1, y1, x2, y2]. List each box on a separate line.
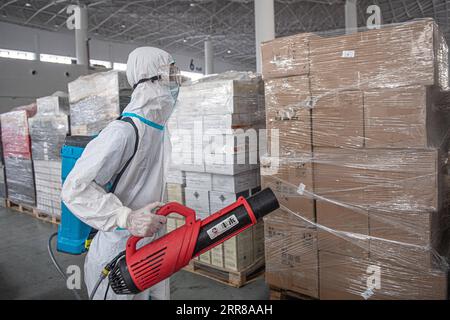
[61, 47, 176, 300]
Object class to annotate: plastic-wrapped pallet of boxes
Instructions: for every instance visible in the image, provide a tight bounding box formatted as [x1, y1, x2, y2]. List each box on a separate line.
[68, 70, 131, 135]
[28, 94, 69, 217]
[167, 72, 266, 273]
[261, 18, 450, 300]
[0, 103, 37, 206]
[0, 165, 6, 204]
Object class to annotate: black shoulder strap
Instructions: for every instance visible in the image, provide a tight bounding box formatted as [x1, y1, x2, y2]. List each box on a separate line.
[110, 117, 139, 193]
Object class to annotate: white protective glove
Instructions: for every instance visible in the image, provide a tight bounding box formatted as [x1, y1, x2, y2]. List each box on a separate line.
[125, 202, 167, 237]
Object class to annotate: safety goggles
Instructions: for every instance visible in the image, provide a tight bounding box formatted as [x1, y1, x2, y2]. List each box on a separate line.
[133, 63, 182, 90]
[159, 63, 182, 87]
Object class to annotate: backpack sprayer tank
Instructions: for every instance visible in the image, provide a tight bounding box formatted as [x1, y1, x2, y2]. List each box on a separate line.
[57, 136, 95, 254]
[57, 117, 138, 255]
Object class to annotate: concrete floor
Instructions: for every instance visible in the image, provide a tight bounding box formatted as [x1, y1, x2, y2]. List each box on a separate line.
[0, 206, 269, 300]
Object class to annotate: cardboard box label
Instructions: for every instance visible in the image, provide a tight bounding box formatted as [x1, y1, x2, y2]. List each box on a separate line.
[342, 50, 356, 58]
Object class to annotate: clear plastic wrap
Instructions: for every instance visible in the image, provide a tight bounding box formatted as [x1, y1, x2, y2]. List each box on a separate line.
[265, 70, 450, 151]
[29, 95, 69, 161]
[0, 103, 37, 206]
[170, 71, 265, 174]
[68, 70, 131, 135]
[264, 210, 319, 298]
[0, 103, 36, 159]
[3, 157, 35, 205]
[28, 94, 69, 217]
[35, 93, 69, 115]
[167, 72, 266, 271]
[0, 164, 6, 199]
[261, 19, 450, 300]
[262, 18, 449, 91]
[28, 115, 69, 161]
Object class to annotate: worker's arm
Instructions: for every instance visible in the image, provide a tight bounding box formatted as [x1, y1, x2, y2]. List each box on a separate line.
[61, 121, 136, 231]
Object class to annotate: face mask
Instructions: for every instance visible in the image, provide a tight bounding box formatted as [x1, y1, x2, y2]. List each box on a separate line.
[157, 62, 181, 108]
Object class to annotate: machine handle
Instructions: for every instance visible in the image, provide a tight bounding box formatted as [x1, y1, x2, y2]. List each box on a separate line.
[126, 202, 197, 257]
[155, 202, 196, 225]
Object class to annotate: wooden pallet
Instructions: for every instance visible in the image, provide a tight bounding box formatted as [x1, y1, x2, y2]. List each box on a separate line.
[6, 199, 60, 225]
[269, 286, 317, 300]
[184, 257, 265, 288]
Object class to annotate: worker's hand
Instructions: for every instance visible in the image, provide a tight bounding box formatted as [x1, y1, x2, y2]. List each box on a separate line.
[126, 202, 167, 237]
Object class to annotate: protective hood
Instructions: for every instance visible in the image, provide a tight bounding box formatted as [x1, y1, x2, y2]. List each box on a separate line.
[124, 47, 176, 127]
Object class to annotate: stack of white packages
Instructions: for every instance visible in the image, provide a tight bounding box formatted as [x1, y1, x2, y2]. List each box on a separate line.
[164, 165, 187, 234]
[68, 70, 132, 135]
[28, 93, 69, 217]
[166, 72, 266, 271]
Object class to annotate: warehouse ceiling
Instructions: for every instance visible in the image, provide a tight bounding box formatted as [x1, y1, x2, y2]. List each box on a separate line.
[1, 0, 450, 70]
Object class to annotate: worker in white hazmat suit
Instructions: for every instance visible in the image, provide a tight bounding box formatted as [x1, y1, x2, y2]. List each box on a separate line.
[61, 47, 181, 300]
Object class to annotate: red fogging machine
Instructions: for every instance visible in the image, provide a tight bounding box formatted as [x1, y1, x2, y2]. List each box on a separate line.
[106, 188, 279, 295]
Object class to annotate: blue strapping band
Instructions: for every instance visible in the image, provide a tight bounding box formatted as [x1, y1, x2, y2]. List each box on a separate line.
[121, 112, 164, 131]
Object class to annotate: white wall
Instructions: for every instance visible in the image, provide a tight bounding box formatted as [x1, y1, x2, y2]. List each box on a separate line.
[0, 21, 246, 112]
[0, 58, 90, 113]
[0, 21, 242, 73]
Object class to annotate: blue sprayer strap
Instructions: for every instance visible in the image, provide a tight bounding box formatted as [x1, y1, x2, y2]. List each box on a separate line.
[121, 112, 164, 131]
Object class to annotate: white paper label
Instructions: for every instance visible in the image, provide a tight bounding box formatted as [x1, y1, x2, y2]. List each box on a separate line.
[342, 50, 355, 58]
[206, 214, 239, 240]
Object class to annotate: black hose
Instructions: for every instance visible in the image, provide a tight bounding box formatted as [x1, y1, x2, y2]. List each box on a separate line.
[89, 274, 106, 300]
[104, 283, 110, 300]
[47, 232, 83, 300]
[90, 252, 125, 300]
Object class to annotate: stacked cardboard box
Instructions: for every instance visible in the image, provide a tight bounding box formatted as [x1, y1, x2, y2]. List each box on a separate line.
[183, 172, 262, 268]
[264, 209, 319, 298]
[28, 94, 69, 217]
[0, 103, 37, 206]
[68, 70, 131, 135]
[261, 19, 450, 300]
[167, 72, 266, 272]
[164, 166, 186, 233]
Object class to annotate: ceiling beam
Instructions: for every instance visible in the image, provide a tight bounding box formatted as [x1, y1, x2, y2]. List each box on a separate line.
[25, 0, 68, 25]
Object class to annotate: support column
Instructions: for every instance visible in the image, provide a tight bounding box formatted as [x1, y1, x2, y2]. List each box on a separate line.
[255, 0, 275, 73]
[108, 43, 114, 69]
[33, 34, 40, 61]
[345, 0, 358, 34]
[204, 38, 214, 75]
[75, 4, 89, 67]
